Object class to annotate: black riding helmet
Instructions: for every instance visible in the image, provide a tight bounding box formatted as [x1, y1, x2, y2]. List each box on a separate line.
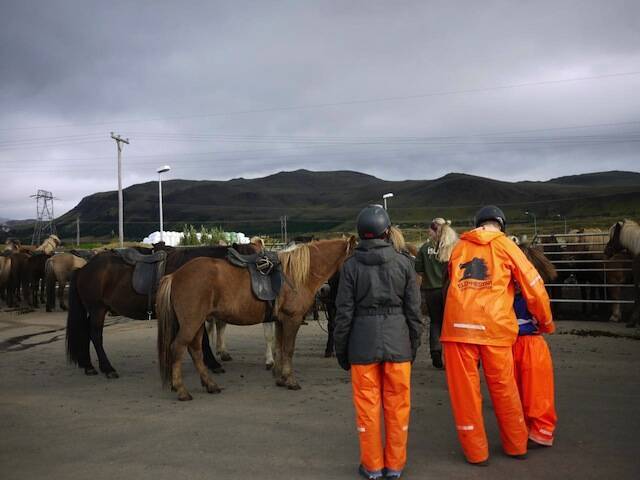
[357, 204, 391, 239]
[474, 205, 506, 231]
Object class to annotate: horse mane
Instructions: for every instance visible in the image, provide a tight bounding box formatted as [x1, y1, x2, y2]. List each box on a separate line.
[619, 219, 640, 256]
[436, 224, 459, 262]
[278, 243, 310, 289]
[521, 245, 557, 282]
[388, 226, 406, 253]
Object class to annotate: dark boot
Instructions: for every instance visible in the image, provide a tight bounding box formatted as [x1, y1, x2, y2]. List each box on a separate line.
[431, 351, 443, 369]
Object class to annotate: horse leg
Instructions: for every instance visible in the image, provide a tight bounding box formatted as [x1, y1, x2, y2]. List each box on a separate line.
[188, 326, 221, 395]
[171, 333, 192, 401]
[88, 307, 119, 378]
[609, 286, 622, 322]
[263, 322, 275, 370]
[324, 304, 336, 357]
[272, 320, 283, 379]
[202, 322, 225, 374]
[59, 280, 67, 310]
[276, 319, 302, 390]
[216, 319, 232, 361]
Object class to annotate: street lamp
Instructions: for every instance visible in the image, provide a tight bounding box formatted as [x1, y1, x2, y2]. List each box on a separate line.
[556, 214, 567, 234]
[157, 165, 171, 242]
[524, 210, 537, 236]
[382, 192, 394, 210]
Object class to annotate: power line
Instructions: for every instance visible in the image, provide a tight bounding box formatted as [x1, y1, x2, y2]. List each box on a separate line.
[2, 71, 639, 132]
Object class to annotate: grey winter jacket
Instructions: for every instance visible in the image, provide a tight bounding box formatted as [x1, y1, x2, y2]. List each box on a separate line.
[334, 239, 424, 367]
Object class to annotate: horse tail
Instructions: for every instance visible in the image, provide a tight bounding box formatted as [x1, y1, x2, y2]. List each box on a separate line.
[157, 274, 178, 386]
[65, 269, 91, 367]
[45, 258, 56, 311]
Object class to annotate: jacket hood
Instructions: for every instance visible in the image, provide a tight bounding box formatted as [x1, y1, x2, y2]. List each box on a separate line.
[354, 239, 396, 265]
[460, 228, 505, 245]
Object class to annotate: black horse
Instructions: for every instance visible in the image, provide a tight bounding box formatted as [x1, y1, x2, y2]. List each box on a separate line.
[66, 243, 257, 378]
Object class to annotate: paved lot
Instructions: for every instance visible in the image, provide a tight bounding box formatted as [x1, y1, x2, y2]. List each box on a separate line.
[0, 309, 639, 479]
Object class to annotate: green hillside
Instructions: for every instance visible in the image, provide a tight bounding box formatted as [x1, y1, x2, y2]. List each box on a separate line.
[4, 169, 640, 242]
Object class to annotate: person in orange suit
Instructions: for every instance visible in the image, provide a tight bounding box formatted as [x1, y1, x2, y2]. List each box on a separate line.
[511, 240, 558, 447]
[440, 205, 553, 465]
[334, 205, 423, 480]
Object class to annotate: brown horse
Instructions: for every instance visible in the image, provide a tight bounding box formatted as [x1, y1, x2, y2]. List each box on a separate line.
[0, 255, 12, 304]
[65, 244, 257, 378]
[45, 252, 91, 311]
[156, 237, 357, 400]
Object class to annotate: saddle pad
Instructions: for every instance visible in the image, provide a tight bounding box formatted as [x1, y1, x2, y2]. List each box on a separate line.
[112, 249, 167, 296]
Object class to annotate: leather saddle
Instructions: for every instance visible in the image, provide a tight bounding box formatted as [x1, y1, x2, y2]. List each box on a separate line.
[114, 248, 167, 297]
[70, 249, 95, 261]
[226, 248, 283, 302]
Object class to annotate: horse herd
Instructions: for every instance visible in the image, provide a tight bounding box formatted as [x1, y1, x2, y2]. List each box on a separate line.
[0, 219, 639, 401]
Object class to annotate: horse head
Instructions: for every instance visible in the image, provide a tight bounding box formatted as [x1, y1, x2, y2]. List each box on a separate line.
[604, 221, 624, 258]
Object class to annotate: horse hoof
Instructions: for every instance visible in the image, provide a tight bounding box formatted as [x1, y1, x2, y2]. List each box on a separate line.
[46, 307, 52, 313]
[61, 306, 67, 311]
[84, 367, 98, 376]
[324, 351, 334, 358]
[105, 371, 119, 379]
[212, 367, 225, 374]
[265, 362, 274, 371]
[276, 378, 287, 387]
[178, 393, 193, 401]
[287, 382, 302, 391]
[220, 353, 232, 362]
[206, 384, 222, 394]
[171, 385, 177, 392]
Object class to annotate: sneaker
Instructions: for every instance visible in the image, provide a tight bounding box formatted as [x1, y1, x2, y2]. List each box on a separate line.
[384, 467, 403, 479]
[358, 465, 383, 480]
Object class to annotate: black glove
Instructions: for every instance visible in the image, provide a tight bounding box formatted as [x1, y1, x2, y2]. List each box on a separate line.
[337, 355, 351, 371]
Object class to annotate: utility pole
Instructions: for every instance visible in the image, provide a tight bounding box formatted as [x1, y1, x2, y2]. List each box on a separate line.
[280, 215, 288, 244]
[111, 132, 129, 247]
[76, 215, 80, 246]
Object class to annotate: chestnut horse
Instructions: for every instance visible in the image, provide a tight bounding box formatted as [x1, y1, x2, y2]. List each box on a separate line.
[157, 236, 357, 400]
[66, 243, 256, 378]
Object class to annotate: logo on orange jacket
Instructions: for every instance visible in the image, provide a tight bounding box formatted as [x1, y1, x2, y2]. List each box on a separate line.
[458, 257, 492, 289]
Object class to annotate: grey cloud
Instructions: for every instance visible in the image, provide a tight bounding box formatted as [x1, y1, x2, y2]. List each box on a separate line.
[1, 1, 639, 219]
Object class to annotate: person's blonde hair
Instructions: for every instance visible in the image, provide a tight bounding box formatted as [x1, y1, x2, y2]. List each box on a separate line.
[436, 224, 458, 262]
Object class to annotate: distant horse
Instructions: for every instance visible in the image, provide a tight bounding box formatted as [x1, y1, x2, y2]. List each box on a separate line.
[605, 220, 640, 326]
[0, 255, 11, 303]
[5, 251, 29, 307]
[36, 234, 61, 255]
[45, 252, 91, 311]
[23, 252, 52, 307]
[65, 244, 257, 378]
[156, 237, 357, 400]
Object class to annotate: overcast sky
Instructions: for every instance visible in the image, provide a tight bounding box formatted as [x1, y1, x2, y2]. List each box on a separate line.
[1, 1, 639, 219]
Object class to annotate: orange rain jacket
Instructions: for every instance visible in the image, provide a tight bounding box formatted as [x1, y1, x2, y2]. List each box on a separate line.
[441, 229, 553, 347]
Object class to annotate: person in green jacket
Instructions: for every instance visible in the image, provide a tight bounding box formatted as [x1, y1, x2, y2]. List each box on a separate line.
[415, 218, 458, 368]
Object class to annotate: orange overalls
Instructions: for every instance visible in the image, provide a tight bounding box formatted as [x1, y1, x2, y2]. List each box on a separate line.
[513, 334, 557, 446]
[441, 228, 553, 463]
[351, 363, 412, 473]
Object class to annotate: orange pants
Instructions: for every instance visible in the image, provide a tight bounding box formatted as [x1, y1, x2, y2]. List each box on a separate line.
[351, 362, 412, 472]
[513, 335, 557, 446]
[443, 342, 528, 463]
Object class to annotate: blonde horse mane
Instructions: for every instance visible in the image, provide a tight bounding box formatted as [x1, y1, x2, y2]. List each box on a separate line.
[388, 226, 406, 253]
[619, 219, 640, 256]
[436, 224, 458, 262]
[278, 243, 310, 288]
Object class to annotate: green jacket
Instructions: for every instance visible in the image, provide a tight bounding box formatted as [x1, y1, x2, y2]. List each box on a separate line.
[415, 239, 446, 289]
